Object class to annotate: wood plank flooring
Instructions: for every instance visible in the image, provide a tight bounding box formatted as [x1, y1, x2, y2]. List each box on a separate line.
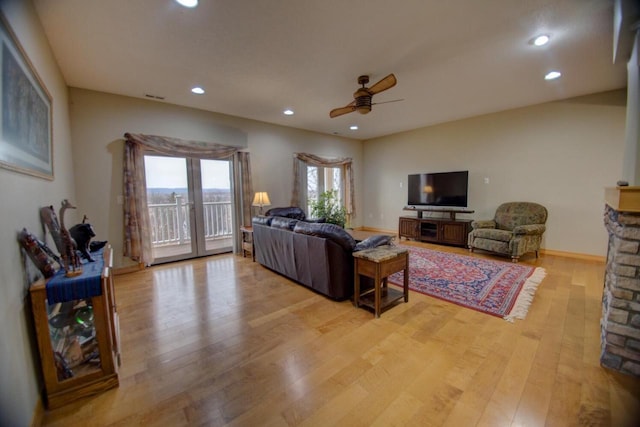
[40, 242, 640, 426]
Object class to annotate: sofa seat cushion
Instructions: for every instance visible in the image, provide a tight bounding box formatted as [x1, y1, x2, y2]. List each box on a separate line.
[293, 221, 356, 252]
[471, 238, 509, 255]
[472, 228, 512, 242]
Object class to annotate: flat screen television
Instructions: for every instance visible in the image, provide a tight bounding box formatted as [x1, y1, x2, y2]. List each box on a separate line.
[407, 171, 468, 208]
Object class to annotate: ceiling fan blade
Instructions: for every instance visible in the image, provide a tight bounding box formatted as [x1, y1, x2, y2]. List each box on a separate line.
[329, 102, 356, 118]
[371, 98, 404, 106]
[368, 74, 397, 95]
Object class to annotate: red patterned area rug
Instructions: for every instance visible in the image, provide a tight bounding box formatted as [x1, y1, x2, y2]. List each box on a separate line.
[388, 245, 546, 322]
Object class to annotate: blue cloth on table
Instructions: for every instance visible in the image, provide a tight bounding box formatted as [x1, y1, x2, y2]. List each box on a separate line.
[46, 248, 104, 304]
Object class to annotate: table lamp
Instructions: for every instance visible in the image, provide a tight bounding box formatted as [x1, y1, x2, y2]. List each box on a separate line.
[252, 191, 271, 214]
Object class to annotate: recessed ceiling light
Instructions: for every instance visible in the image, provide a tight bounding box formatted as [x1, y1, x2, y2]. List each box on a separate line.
[350, 125, 358, 130]
[532, 34, 550, 46]
[283, 109, 294, 115]
[191, 86, 205, 94]
[544, 71, 562, 80]
[176, 0, 198, 8]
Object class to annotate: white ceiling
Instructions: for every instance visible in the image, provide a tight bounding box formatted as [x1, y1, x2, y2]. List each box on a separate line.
[33, 0, 627, 140]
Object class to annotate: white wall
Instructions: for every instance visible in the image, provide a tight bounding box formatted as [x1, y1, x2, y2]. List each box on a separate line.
[622, 30, 639, 184]
[362, 90, 627, 257]
[0, 1, 76, 425]
[68, 88, 365, 268]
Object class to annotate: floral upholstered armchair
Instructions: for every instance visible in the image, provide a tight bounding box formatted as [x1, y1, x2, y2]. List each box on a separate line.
[468, 202, 548, 262]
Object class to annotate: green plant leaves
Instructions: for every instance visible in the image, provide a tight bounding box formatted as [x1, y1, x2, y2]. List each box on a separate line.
[310, 189, 346, 228]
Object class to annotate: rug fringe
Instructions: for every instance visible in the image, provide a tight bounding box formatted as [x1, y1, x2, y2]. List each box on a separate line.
[504, 267, 546, 322]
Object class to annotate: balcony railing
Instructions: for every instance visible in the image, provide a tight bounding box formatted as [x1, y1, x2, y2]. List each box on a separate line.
[148, 197, 233, 246]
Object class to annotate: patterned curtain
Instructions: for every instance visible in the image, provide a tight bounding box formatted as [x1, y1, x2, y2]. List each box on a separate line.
[123, 133, 253, 264]
[123, 141, 153, 265]
[237, 152, 253, 227]
[290, 153, 354, 220]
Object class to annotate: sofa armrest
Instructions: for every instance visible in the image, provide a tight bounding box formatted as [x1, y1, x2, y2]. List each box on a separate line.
[471, 220, 496, 229]
[512, 224, 546, 235]
[304, 217, 326, 223]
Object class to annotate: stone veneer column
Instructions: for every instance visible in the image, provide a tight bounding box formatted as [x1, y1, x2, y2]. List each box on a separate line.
[602, 202, 640, 376]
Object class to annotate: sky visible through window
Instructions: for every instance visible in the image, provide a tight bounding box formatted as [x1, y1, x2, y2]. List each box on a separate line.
[144, 156, 230, 189]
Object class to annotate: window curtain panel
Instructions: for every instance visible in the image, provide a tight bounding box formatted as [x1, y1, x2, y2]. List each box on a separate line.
[123, 133, 253, 265]
[290, 153, 354, 220]
[236, 151, 253, 228]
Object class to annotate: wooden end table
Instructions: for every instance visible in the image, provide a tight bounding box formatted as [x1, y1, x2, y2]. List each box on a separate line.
[353, 245, 409, 318]
[240, 226, 254, 261]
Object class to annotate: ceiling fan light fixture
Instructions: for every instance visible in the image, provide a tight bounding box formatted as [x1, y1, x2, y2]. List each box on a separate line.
[355, 93, 372, 114]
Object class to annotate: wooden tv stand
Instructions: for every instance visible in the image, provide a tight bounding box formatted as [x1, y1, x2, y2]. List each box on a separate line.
[399, 207, 474, 247]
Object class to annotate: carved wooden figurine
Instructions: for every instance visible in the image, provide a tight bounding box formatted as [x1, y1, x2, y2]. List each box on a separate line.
[59, 199, 82, 277]
[70, 215, 97, 262]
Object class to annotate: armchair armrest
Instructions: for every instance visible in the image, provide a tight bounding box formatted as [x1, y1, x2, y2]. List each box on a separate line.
[471, 220, 496, 230]
[512, 224, 546, 235]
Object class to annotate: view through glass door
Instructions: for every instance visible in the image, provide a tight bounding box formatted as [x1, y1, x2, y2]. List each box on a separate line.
[144, 155, 234, 264]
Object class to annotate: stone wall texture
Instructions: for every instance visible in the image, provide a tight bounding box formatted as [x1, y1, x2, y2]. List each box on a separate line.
[602, 205, 640, 377]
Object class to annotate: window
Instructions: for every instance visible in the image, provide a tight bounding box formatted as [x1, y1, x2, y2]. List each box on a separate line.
[291, 153, 354, 223]
[306, 165, 342, 215]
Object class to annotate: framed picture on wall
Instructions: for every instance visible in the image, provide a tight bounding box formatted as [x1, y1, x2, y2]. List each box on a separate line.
[0, 13, 53, 180]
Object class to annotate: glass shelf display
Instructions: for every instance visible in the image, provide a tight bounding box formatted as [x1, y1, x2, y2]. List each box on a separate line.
[47, 298, 101, 381]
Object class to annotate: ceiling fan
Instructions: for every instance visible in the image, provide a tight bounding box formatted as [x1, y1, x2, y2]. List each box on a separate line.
[329, 74, 400, 118]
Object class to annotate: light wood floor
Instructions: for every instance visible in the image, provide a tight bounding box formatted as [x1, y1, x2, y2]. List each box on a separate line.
[40, 242, 640, 426]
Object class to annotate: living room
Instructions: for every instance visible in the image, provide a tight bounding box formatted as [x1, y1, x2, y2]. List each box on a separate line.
[1, 0, 639, 425]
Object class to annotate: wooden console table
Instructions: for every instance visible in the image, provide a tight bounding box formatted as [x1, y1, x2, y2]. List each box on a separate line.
[353, 245, 409, 318]
[29, 246, 120, 408]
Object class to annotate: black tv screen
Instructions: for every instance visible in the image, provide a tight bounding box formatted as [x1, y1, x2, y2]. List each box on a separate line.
[407, 171, 468, 207]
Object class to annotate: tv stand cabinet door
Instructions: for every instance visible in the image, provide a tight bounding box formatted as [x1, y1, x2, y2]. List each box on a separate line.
[439, 222, 469, 246]
[399, 217, 419, 239]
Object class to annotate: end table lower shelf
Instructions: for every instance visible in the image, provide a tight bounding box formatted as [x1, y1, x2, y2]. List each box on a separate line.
[356, 287, 406, 313]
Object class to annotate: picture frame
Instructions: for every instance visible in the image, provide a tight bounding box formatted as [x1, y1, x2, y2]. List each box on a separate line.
[0, 13, 53, 180]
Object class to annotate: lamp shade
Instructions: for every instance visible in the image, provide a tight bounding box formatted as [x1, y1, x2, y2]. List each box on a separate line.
[252, 192, 271, 207]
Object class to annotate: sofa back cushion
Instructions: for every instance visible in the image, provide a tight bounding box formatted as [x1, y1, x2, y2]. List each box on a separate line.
[265, 206, 306, 220]
[270, 216, 299, 231]
[293, 221, 356, 252]
[252, 216, 273, 226]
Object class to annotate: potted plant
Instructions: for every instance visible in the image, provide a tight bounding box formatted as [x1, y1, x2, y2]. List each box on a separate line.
[310, 189, 347, 228]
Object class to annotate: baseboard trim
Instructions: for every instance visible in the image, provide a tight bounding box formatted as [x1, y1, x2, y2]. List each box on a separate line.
[30, 397, 44, 427]
[539, 249, 605, 263]
[356, 226, 606, 262]
[357, 226, 397, 235]
[113, 263, 145, 275]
